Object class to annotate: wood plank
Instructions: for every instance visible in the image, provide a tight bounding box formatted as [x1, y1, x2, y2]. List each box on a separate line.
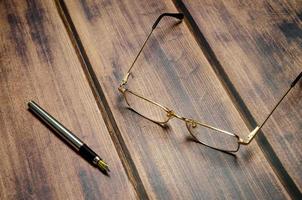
[0, 0, 136, 199]
[179, 0, 302, 193]
[62, 0, 290, 198]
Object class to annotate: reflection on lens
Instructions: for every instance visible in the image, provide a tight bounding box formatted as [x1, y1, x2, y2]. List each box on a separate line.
[187, 122, 239, 152]
[124, 90, 169, 123]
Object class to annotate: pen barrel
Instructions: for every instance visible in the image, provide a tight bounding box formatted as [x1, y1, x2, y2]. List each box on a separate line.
[79, 144, 99, 163]
[28, 101, 83, 150]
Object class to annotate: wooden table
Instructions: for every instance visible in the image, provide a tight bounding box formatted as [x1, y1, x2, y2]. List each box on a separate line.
[0, 0, 301, 199]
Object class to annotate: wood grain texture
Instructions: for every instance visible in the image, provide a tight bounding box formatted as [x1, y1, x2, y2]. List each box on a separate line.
[0, 0, 136, 199]
[179, 0, 302, 193]
[62, 0, 290, 199]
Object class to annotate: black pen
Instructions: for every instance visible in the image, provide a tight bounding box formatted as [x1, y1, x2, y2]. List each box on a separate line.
[28, 101, 110, 174]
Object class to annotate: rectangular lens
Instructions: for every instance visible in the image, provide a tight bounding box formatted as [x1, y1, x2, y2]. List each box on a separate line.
[124, 90, 169, 123]
[187, 122, 239, 152]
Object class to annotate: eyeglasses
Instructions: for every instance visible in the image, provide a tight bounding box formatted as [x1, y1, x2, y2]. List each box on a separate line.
[118, 13, 302, 152]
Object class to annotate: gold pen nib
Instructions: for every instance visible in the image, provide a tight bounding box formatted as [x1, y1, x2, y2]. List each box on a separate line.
[97, 160, 110, 172]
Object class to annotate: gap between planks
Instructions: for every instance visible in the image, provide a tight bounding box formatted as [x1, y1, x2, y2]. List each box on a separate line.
[54, 0, 149, 199]
[173, 0, 301, 199]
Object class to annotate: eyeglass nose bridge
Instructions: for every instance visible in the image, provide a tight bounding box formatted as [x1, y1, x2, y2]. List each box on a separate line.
[166, 110, 197, 126]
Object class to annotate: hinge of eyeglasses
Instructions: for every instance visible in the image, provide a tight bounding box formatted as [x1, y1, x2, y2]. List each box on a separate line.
[118, 86, 126, 93]
[239, 126, 260, 145]
[121, 72, 131, 86]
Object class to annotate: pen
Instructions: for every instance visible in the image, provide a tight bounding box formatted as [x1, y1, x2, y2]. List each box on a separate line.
[28, 101, 110, 174]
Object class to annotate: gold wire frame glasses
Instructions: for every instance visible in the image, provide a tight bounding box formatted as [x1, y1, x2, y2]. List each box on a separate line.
[118, 13, 302, 152]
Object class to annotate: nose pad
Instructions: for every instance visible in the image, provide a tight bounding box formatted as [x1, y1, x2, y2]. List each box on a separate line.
[166, 110, 175, 118]
[186, 120, 197, 129]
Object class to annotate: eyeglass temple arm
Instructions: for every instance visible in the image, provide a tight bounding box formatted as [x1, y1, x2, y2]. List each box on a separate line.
[240, 71, 302, 145]
[120, 13, 184, 86]
[152, 13, 184, 29]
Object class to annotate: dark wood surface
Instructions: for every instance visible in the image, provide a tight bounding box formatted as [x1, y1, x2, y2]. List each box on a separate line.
[178, 0, 302, 193]
[61, 0, 295, 199]
[0, 0, 300, 199]
[0, 0, 136, 199]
